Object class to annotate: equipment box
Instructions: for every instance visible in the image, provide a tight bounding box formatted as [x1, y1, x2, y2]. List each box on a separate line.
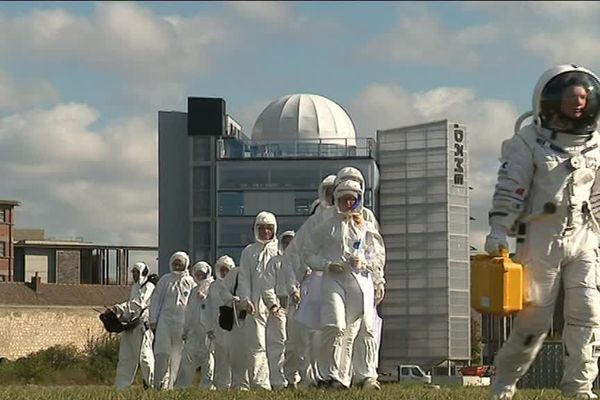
[471, 251, 523, 316]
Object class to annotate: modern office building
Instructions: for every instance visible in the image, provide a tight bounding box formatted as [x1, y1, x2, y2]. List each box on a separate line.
[159, 95, 378, 269]
[158, 95, 470, 372]
[377, 121, 471, 372]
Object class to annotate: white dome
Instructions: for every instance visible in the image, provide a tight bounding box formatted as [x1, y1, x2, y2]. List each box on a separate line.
[252, 94, 356, 144]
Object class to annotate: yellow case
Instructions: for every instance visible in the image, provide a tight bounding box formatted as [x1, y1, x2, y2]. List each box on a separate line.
[471, 250, 524, 316]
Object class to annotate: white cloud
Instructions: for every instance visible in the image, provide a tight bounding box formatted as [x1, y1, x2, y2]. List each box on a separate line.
[0, 103, 157, 246]
[0, 2, 231, 110]
[349, 83, 519, 251]
[359, 13, 497, 67]
[0, 70, 60, 111]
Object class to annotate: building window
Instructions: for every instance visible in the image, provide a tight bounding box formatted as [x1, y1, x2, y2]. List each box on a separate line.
[0, 209, 4, 223]
[0, 241, 5, 257]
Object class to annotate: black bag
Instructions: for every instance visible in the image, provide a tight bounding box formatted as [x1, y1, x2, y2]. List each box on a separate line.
[218, 273, 246, 331]
[99, 308, 141, 333]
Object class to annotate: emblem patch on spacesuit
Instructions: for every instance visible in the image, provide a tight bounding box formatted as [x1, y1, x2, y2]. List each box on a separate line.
[515, 188, 526, 197]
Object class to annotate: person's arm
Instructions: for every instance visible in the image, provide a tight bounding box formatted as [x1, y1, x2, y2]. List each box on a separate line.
[237, 246, 252, 302]
[149, 275, 167, 328]
[485, 131, 535, 255]
[261, 257, 279, 310]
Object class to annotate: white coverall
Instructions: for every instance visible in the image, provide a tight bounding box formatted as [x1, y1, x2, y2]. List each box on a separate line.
[262, 231, 297, 389]
[114, 262, 155, 390]
[333, 167, 386, 388]
[205, 255, 236, 389]
[174, 261, 215, 389]
[284, 175, 336, 386]
[302, 179, 386, 388]
[238, 211, 280, 390]
[150, 252, 197, 390]
[485, 65, 600, 399]
[219, 264, 250, 390]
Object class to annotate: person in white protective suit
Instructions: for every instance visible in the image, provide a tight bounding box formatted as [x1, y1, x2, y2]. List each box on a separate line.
[205, 255, 236, 389]
[219, 255, 250, 390]
[301, 179, 386, 390]
[333, 167, 386, 388]
[149, 251, 197, 390]
[284, 175, 336, 387]
[485, 65, 600, 400]
[237, 211, 280, 390]
[261, 230, 297, 389]
[113, 262, 155, 390]
[174, 261, 215, 389]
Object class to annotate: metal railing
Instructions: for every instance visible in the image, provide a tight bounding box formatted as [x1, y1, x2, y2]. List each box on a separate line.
[216, 137, 375, 160]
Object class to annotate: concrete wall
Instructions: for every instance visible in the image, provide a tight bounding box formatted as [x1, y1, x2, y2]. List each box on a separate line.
[56, 250, 80, 284]
[0, 306, 106, 360]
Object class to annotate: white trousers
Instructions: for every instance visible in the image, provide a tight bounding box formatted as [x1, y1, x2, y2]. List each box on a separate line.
[154, 318, 185, 390]
[493, 222, 600, 397]
[173, 329, 214, 389]
[115, 324, 154, 389]
[244, 308, 271, 389]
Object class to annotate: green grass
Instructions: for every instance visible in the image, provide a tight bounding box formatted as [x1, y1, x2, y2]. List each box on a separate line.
[0, 385, 572, 400]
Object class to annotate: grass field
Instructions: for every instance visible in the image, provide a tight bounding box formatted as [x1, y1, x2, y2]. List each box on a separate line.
[0, 385, 574, 400]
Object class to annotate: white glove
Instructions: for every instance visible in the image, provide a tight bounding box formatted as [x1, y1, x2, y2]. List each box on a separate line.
[239, 298, 255, 315]
[290, 288, 301, 304]
[328, 261, 345, 273]
[484, 226, 509, 256]
[375, 284, 385, 305]
[270, 305, 287, 320]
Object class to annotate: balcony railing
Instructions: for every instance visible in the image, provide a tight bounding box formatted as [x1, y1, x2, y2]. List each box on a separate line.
[217, 137, 376, 160]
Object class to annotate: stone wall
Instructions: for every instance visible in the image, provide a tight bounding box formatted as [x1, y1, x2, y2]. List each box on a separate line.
[56, 250, 80, 284]
[0, 306, 107, 360]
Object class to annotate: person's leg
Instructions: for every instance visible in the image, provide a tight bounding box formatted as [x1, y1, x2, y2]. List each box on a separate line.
[561, 246, 600, 398]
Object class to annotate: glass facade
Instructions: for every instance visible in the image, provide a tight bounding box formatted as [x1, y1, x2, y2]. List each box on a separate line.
[378, 121, 470, 371]
[214, 159, 378, 265]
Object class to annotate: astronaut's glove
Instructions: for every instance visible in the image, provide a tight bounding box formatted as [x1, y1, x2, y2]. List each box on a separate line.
[328, 261, 345, 273]
[484, 226, 509, 256]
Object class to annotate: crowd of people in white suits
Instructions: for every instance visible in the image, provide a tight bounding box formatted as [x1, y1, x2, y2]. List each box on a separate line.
[111, 166, 386, 391]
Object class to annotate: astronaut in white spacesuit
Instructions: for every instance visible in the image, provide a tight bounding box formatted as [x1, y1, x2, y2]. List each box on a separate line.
[113, 261, 155, 390]
[174, 261, 214, 389]
[302, 179, 385, 390]
[485, 65, 600, 400]
[149, 251, 196, 390]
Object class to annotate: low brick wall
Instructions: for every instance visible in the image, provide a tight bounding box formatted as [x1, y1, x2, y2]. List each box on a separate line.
[0, 306, 107, 360]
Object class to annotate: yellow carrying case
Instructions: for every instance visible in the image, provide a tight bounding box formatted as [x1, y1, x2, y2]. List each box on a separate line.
[471, 250, 524, 316]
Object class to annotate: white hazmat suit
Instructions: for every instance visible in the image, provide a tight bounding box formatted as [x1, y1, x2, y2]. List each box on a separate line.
[205, 255, 236, 389]
[302, 179, 386, 389]
[174, 261, 215, 389]
[114, 262, 155, 390]
[238, 211, 280, 390]
[285, 175, 336, 386]
[219, 260, 250, 390]
[262, 230, 296, 389]
[150, 251, 197, 390]
[485, 65, 600, 400]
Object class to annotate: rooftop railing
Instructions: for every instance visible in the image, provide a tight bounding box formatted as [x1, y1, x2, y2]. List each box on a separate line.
[216, 137, 376, 160]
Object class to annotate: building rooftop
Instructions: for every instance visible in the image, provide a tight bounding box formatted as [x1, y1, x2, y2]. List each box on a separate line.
[0, 280, 130, 307]
[0, 200, 20, 206]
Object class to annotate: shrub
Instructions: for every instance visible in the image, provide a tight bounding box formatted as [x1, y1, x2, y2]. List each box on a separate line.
[84, 334, 120, 384]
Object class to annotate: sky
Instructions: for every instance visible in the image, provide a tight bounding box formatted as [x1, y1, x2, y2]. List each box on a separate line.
[1, 1, 599, 264]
